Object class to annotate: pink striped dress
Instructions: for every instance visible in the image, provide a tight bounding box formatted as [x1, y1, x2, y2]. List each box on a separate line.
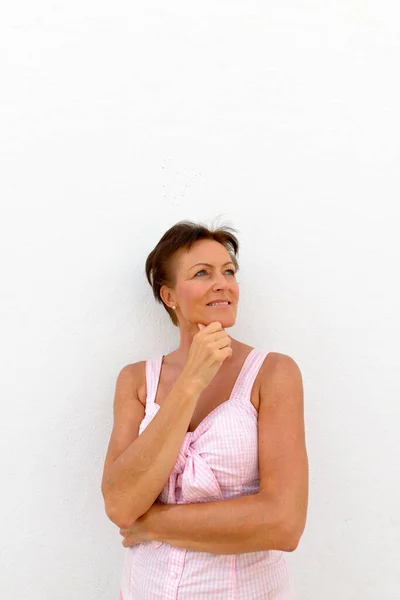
[119, 348, 296, 599]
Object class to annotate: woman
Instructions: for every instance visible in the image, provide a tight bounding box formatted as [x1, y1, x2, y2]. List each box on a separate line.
[101, 220, 309, 599]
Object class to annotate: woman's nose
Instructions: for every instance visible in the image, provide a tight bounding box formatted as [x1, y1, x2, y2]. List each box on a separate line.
[212, 274, 229, 290]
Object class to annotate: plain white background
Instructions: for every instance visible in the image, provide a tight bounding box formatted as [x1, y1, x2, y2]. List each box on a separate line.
[1, 2, 400, 599]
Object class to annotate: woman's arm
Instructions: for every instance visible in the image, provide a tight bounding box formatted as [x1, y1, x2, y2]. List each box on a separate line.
[122, 354, 309, 555]
[130, 493, 292, 554]
[101, 364, 202, 528]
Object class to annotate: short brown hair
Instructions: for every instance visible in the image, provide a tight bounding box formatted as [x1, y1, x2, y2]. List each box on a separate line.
[145, 220, 240, 326]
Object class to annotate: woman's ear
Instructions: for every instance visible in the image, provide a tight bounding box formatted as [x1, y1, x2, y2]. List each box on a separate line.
[160, 284, 175, 309]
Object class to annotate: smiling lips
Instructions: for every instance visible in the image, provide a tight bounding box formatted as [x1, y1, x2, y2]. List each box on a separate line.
[206, 301, 231, 307]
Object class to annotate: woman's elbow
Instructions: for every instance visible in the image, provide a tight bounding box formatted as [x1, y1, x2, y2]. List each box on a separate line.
[101, 489, 138, 529]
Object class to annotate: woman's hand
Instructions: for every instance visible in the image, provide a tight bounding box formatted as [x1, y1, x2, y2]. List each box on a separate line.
[119, 504, 162, 547]
[119, 519, 148, 548]
[180, 321, 233, 392]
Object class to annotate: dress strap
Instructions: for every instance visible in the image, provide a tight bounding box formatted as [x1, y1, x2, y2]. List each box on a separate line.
[145, 354, 163, 407]
[230, 348, 271, 398]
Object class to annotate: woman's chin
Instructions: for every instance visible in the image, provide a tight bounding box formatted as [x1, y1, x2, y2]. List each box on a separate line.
[203, 317, 236, 328]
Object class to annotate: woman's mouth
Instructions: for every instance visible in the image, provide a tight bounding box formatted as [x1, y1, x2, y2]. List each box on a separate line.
[206, 302, 231, 308]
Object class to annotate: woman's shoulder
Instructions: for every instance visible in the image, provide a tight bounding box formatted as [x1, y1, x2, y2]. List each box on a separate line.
[252, 348, 300, 384]
[257, 351, 302, 391]
[117, 359, 148, 408]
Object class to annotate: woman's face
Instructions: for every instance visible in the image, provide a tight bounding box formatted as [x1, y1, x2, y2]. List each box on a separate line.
[166, 239, 240, 328]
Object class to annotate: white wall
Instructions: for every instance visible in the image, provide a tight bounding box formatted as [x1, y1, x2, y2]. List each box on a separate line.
[1, 2, 399, 599]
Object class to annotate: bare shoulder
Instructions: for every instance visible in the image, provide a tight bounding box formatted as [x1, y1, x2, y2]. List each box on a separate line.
[259, 352, 304, 407]
[262, 351, 301, 371]
[256, 351, 287, 378]
[116, 360, 147, 408]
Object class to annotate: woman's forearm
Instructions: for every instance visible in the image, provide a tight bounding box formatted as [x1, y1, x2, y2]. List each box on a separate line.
[141, 493, 295, 555]
[102, 378, 201, 528]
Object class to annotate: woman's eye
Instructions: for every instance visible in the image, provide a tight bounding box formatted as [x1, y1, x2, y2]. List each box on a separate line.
[195, 269, 236, 277]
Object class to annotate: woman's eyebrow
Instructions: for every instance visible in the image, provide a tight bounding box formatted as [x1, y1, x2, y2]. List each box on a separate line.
[188, 261, 235, 270]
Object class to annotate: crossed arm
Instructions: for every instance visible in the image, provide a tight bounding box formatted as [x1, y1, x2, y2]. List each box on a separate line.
[121, 492, 295, 555]
[119, 355, 309, 555]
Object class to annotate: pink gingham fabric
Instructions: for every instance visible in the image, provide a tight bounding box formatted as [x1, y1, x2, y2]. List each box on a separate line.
[119, 348, 296, 599]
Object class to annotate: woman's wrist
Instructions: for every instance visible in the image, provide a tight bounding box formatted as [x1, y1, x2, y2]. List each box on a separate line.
[139, 503, 165, 542]
[176, 372, 204, 399]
